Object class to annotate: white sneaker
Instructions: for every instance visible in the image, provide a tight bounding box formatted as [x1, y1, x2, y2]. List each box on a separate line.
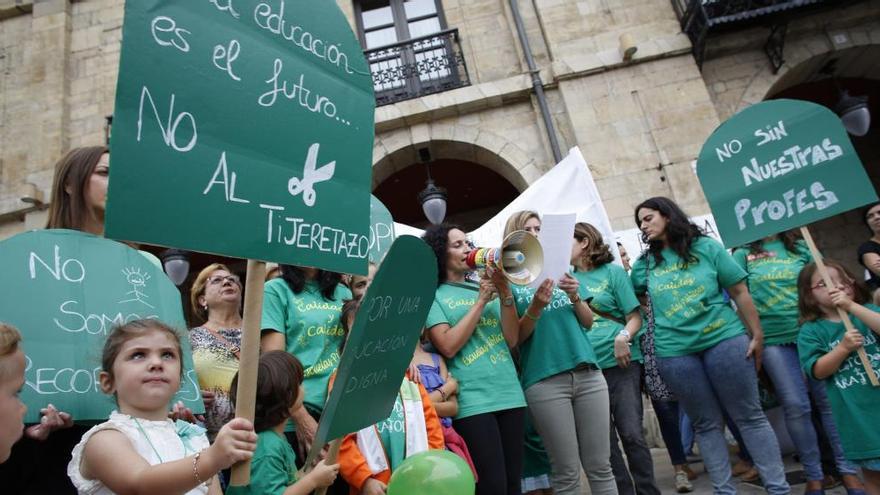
[675, 471, 694, 493]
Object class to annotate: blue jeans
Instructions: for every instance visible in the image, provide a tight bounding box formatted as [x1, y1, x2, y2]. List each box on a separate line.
[808, 375, 859, 475]
[762, 344, 824, 481]
[680, 412, 695, 456]
[652, 399, 687, 466]
[658, 335, 789, 495]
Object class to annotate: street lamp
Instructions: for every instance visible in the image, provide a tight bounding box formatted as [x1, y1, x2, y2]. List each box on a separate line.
[836, 90, 871, 137]
[418, 178, 447, 225]
[161, 249, 190, 286]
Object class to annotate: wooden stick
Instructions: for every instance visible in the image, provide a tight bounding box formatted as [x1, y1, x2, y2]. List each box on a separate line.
[229, 260, 268, 485]
[800, 227, 879, 387]
[314, 439, 342, 495]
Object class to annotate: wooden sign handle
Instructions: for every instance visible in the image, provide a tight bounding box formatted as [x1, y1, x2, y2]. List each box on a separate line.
[800, 227, 879, 387]
[297, 437, 342, 495]
[229, 260, 268, 486]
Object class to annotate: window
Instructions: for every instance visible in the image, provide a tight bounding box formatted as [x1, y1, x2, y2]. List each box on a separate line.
[355, 0, 468, 105]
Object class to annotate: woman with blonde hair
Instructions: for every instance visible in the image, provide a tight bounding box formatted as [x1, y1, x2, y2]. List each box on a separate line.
[571, 222, 659, 495]
[505, 212, 616, 495]
[189, 263, 243, 440]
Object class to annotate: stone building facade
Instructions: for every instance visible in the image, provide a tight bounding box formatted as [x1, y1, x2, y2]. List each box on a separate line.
[1, 0, 878, 273]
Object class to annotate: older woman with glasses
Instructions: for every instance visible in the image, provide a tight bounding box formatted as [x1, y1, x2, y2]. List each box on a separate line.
[189, 263, 243, 440]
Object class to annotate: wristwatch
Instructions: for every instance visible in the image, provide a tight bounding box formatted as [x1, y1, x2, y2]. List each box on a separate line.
[501, 295, 514, 307]
[618, 329, 631, 339]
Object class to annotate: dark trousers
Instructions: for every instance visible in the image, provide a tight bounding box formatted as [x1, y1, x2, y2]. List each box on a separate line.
[455, 407, 526, 495]
[606, 364, 661, 495]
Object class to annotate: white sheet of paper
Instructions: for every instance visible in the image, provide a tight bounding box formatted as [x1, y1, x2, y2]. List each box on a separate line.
[530, 213, 576, 288]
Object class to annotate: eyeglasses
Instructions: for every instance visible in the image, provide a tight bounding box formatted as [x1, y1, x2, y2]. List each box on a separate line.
[810, 279, 852, 291]
[207, 275, 240, 286]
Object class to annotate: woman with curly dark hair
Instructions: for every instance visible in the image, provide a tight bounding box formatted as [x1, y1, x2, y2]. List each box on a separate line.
[261, 265, 351, 464]
[630, 197, 788, 495]
[423, 224, 526, 495]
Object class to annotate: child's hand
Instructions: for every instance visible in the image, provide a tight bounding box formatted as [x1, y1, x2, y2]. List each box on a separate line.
[840, 328, 865, 352]
[208, 418, 257, 469]
[445, 374, 458, 394]
[362, 478, 387, 495]
[25, 404, 73, 441]
[306, 460, 339, 489]
[829, 288, 855, 312]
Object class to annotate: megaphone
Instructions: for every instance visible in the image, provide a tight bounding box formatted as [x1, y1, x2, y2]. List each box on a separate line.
[466, 230, 544, 285]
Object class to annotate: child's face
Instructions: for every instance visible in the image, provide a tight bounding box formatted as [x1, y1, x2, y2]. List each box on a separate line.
[350, 264, 377, 300]
[0, 350, 27, 462]
[809, 267, 854, 308]
[101, 329, 181, 419]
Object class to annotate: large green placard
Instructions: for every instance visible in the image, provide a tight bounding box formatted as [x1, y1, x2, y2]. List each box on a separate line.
[106, 1, 375, 274]
[0, 230, 204, 423]
[316, 235, 437, 444]
[697, 99, 876, 248]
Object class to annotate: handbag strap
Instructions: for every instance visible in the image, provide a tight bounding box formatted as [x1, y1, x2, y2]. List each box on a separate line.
[588, 304, 627, 325]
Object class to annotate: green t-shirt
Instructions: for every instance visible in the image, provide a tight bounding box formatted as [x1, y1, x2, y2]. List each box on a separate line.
[574, 264, 643, 369]
[522, 411, 551, 478]
[797, 304, 880, 461]
[733, 239, 812, 346]
[250, 430, 298, 495]
[512, 284, 597, 388]
[261, 278, 351, 413]
[425, 283, 525, 419]
[630, 236, 747, 358]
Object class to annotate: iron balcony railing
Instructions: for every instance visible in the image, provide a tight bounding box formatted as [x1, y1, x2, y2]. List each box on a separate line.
[671, 0, 844, 69]
[364, 28, 470, 107]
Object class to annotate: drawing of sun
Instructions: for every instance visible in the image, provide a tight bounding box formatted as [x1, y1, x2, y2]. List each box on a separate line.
[122, 267, 151, 287]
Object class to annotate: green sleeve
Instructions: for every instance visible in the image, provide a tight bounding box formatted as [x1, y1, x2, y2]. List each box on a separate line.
[611, 265, 640, 314]
[709, 239, 748, 288]
[796, 240, 814, 263]
[731, 248, 748, 272]
[630, 256, 648, 295]
[249, 447, 292, 495]
[425, 297, 448, 328]
[261, 279, 288, 333]
[796, 322, 825, 380]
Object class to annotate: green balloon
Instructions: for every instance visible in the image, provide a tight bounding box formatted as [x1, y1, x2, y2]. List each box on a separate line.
[387, 450, 475, 495]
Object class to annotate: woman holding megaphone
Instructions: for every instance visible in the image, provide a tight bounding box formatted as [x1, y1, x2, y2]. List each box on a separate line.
[423, 224, 526, 495]
[503, 212, 617, 495]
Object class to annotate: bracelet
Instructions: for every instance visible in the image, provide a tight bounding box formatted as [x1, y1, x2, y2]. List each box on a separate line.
[439, 388, 448, 401]
[569, 293, 581, 304]
[192, 450, 211, 487]
[525, 310, 540, 321]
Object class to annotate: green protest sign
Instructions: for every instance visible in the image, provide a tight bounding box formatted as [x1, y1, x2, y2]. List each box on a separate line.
[369, 195, 396, 263]
[697, 99, 876, 248]
[0, 230, 203, 423]
[315, 235, 437, 446]
[106, 1, 375, 275]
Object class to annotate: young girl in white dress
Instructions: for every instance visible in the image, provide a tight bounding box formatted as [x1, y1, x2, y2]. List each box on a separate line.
[67, 319, 257, 494]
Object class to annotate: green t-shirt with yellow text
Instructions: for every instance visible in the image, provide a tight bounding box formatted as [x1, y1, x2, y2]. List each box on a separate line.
[574, 263, 643, 369]
[261, 278, 351, 414]
[630, 236, 747, 358]
[797, 304, 880, 461]
[512, 284, 597, 388]
[733, 239, 812, 346]
[425, 283, 525, 419]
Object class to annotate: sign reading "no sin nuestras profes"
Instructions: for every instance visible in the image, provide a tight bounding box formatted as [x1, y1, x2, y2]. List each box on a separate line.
[106, 0, 375, 275]
[697, 99, 877, 248]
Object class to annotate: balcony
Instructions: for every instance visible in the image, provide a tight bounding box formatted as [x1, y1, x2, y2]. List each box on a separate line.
[365, 28, 470, 107]
[672, 0, 865, 70]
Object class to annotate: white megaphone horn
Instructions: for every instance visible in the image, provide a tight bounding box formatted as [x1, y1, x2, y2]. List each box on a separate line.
[465, 230, 544, 285]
